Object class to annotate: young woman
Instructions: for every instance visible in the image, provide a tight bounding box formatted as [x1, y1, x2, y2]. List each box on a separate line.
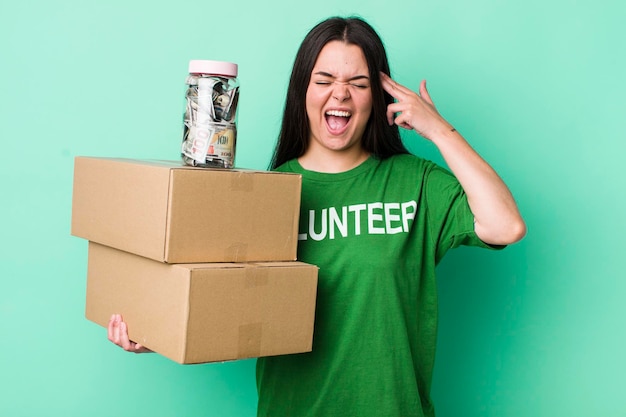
[109, 16, 526, 417]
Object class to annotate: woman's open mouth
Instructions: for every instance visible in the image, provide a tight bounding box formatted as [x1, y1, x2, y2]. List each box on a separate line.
[325, 110, 352, 134]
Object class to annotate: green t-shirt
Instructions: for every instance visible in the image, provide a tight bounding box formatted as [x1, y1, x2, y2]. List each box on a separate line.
[257, 154, 498, 417]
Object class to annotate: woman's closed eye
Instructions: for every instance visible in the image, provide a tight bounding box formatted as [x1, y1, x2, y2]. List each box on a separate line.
[314, 80, 369, 89]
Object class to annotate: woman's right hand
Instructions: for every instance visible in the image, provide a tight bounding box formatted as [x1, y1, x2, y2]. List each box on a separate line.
[107, 314, 153, 353]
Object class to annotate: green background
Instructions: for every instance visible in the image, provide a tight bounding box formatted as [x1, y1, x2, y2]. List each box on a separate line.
[1, 0, 624, 416]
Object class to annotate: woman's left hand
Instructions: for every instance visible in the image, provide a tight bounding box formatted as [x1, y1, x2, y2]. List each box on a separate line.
[380, 72, 453, 141]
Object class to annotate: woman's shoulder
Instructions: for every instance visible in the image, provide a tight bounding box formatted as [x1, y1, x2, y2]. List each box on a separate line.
[379, 153, 456, 186]
[380, 153, 436, 171]
[273, 159, 299, 173]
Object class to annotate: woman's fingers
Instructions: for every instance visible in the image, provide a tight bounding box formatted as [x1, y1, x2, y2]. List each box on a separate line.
[418, 79, 437, 107]
[108, 314, 121, 344]
[380, 72, 411, 98]
[108, 314, 133, 350]
[380, 73, 449, 138]
[107, 314, 153, 353]
[381, 73, 422, 129]
[119, 321, 133, 351]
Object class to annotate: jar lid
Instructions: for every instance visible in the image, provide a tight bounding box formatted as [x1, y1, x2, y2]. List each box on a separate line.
[188, 60, 238, 77]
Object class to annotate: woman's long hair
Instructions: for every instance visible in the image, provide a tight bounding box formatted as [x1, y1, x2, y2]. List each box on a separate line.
[269, 16, 409, 170]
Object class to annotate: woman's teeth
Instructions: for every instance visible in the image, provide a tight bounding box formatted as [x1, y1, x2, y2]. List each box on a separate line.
[325, 110, 351, 117]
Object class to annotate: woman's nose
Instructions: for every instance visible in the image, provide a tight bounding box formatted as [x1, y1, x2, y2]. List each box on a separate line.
[332, 82, 351, 102]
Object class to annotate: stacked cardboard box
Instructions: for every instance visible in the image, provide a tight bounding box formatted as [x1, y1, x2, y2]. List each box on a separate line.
[71, 157, 318, 364]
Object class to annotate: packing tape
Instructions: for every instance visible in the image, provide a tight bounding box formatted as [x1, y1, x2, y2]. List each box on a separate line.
[226, 242, 248, 261]
[245, 266, 269, 288]
[230, 171, 254, 192]
[238, 322, 262, 358]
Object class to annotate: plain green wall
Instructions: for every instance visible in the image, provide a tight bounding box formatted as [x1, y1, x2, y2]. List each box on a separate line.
[1, 0, 624, 416]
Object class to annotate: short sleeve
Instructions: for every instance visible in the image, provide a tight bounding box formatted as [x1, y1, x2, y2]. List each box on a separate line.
[423, 163, 504, 263]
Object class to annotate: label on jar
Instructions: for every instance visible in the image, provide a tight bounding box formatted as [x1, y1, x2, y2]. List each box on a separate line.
[206, 124, 236, 163]
[181, 123, 236, 167]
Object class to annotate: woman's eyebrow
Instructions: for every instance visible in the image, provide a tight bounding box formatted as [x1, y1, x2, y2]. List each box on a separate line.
[313, 71, 370, 81]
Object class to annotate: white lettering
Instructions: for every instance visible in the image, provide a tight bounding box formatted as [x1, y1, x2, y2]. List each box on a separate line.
[300, 200, 418, 241]
[368, 202, 385, 234]
[384, 203, 403, 234]
[309, 208, 327, 241]
[401, 201, 417, 232]
[329, 206, 348, 239]
[348, 204, 366, 235]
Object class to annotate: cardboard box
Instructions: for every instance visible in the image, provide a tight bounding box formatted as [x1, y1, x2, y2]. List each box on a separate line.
[85, 242, 318, 364]
[71, 156, 301, 263]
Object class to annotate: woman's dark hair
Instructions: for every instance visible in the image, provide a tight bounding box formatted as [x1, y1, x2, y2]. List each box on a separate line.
[269, 16, 409, 170]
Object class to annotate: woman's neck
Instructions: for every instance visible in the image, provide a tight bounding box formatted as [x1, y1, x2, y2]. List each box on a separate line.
[298, 146, 370, 173]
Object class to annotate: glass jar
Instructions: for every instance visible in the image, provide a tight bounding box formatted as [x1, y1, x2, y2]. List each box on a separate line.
[181, 60, 239, 168]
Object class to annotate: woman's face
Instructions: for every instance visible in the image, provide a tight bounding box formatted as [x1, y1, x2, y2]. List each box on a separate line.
[305, 41, 373, 156]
